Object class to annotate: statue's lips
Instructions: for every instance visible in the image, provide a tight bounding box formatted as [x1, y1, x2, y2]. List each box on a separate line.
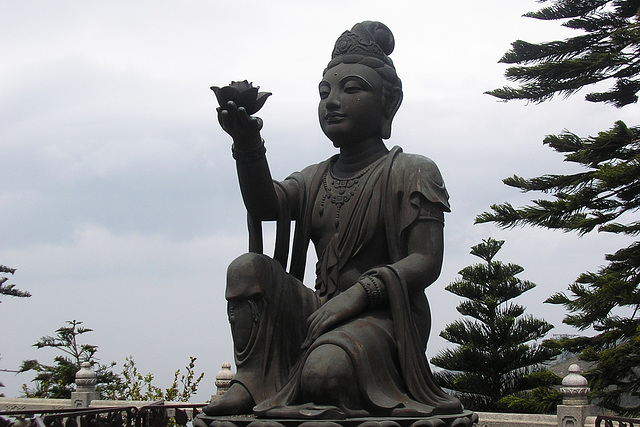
[325, 113, 346, 123]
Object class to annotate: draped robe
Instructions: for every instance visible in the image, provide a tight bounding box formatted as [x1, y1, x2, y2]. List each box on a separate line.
[230, 146, 463, 418]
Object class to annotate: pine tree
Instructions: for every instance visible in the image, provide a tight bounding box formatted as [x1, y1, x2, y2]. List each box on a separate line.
[431, 238, 562, 413]
[0, 265, 30, 302]
[486, 0, 640, 107]
[0, 265, 29, 392]
[476, 122, 640, 415]
[19, 320, 118, 399]
[480, 0, 640, 416]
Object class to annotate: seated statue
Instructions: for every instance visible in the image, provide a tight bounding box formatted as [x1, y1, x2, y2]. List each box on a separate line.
[203, 21, 464, 420]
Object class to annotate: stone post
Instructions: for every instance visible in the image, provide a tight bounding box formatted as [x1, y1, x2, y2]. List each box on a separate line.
[71, 362, 101, 407]
[211, 363, 234, 402]
[557, 364, 594, 427]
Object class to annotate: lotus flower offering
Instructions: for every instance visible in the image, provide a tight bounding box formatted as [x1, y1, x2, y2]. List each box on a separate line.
[210, 80, 271, 116]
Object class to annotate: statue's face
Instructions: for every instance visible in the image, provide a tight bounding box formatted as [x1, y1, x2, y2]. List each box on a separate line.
[318, 62, 385, 147]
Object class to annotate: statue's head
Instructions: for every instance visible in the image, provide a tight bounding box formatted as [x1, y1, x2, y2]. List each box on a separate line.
[319, 21, 403, 144]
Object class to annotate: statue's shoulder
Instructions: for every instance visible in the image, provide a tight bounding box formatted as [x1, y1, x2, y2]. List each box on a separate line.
[290, 156, 335, 183]
[388, 146, 450, 211]
[390, 147, 445, 184]
[394, 150, 439, 167]
[299, 162, 324, 177]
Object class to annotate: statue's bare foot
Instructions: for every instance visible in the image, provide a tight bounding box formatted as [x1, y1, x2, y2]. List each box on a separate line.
[203, 383, 254, 416]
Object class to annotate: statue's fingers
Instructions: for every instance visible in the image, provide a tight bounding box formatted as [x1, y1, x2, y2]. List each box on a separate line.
[235, 106, 250, 123]
[311, 319, 330, 341]
[301, 333, 313, 350]
[218, 109, 230, 127]
[307, 317, 321, 337]
[252, 116, 264, 131]
[302, 316, 324, 349]
[225, 100, 238, 113]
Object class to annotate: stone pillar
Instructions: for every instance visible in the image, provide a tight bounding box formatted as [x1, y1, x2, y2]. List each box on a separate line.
[71, 362, 101, 407]
[557, 364, 594, 427]
[211, 363, 234, 401]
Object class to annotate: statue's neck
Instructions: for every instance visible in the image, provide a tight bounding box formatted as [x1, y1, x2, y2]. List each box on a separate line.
[334, 138, 388, 177]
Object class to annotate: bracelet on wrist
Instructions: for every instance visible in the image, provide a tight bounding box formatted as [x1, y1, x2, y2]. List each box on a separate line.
[358, 275, 386, 309]
[232, 139, 266, 162]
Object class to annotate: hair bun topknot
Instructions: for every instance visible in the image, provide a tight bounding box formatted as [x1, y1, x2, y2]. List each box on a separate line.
[328, 21, 398, 73]
[351, 21, 395, 56]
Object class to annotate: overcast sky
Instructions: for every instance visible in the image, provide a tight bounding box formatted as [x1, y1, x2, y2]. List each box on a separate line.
[1, 0, 637, 401]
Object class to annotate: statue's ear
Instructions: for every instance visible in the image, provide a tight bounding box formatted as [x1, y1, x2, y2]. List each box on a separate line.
[381, 87, 403, 139]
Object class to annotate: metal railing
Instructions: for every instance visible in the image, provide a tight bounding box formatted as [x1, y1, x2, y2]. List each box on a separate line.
[596, 415, 640, 427]
[0, 402, 207, 427]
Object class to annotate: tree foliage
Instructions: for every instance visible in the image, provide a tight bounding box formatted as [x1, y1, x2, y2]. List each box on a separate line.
[476, 121, 640, 236]
[19, 320, 118, 399]
[19, 320, 205, 402]
[477, 115, 640, 416]
[102, 356, 204, 402]
[1, 267, 31, 392]
[0, 265, 30, 302]
[486, 0, 640, 107]
[431, 238, 562, 413]
[482, 1, 640, 414]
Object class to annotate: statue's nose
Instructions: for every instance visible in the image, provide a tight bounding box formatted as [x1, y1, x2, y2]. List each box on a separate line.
[326, 95, 341, 110]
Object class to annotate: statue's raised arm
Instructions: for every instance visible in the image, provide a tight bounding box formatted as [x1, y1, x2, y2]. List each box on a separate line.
[211, 82, 279, 220]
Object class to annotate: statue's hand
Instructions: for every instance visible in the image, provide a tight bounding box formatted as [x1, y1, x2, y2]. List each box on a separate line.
[217, 101, 263, 148]
[301, 284, 367, 350]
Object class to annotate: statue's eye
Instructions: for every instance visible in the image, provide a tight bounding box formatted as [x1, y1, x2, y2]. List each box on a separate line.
[319, 85, 330, 99]
[344, 84, 362, 94]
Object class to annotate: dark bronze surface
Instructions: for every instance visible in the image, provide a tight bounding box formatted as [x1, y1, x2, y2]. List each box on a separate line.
[204, 21, 468, 422]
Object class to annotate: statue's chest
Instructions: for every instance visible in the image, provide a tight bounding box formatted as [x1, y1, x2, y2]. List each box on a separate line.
[309, 169, 385, 254]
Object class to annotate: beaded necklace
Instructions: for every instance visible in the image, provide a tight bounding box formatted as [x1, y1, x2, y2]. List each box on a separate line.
[319, 163, 373, 228]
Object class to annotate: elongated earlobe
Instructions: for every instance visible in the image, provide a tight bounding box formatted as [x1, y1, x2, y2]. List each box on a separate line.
[381, 87, 403, 139]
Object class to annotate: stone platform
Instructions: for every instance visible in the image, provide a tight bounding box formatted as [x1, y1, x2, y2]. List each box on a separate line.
[193, 410, 478, 427]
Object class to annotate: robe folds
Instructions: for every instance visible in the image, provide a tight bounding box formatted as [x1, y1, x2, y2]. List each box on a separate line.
[233, 146, 463, 418]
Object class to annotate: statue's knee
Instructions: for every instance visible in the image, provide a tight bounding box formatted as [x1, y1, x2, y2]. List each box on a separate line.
[301, 344, 354, 396]
[226, 253, 271, 300]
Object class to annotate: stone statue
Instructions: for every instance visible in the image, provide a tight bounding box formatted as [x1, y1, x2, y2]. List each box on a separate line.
[203, 21, 468, 423]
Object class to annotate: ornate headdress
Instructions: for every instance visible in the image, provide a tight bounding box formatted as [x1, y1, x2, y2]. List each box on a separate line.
[325, 21, 400, 89]
[331, 21, 395, 68]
